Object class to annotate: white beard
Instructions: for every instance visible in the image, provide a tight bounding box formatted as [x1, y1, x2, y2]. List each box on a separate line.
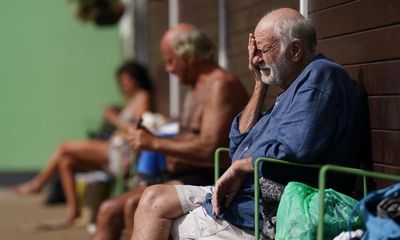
[260, 69, 273, 85]
[258, 52, 289, 86]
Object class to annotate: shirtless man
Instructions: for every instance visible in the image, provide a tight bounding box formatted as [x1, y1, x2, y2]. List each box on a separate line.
[93, 23, 248, 240]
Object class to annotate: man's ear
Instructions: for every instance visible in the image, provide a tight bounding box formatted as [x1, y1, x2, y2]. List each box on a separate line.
[290, 39, 303, 62]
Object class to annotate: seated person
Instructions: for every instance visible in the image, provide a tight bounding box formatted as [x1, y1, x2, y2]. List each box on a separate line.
[92, 23, 249, 240]
[131, 8, 366, 240]
[13, 61, 153, 229]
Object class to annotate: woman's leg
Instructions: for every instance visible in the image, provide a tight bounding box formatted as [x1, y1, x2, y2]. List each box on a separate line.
[13, 143, 73, 195]
[57, 140, 111, 228]
[57, 155, 80, 228]
[14, 140, 108, 195]
[15, 140, 109, 228]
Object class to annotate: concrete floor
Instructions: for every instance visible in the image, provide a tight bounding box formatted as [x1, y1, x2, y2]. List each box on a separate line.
[0, 188, 89, 240]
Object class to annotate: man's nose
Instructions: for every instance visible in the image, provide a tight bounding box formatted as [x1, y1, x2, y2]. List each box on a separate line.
[252, 52, 263, 66]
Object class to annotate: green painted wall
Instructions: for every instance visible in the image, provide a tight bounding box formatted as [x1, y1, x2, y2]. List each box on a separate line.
[0, 1, 122, 170]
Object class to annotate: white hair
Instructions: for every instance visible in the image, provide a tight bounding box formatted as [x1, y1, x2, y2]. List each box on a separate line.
[273, 16, 317, 56]
[169, 29, 215, 61]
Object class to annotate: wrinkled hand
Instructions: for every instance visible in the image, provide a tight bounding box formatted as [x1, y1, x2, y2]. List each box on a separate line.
[248, 33, 262, 83]
[211, 159, 251, 217]
[126, 126, 154, 150]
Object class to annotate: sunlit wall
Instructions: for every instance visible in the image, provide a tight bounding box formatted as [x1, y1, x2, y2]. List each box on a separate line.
[0, 0, 122, 170]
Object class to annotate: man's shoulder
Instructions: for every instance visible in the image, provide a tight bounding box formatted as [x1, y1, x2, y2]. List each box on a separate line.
[199, 69, 244, 90]
[307, 54, 347, 77]
[299, 54, 356, 97]
[196, 69, 248, 107]
[286, 54, 353, 98]
[202, 68, 236, 83]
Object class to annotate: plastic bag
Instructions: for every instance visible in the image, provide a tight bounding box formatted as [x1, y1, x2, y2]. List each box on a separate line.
[275, 182, 363, 240]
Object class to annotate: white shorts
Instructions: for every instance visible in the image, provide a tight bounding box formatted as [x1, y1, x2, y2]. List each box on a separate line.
[171, 185, 255, 240]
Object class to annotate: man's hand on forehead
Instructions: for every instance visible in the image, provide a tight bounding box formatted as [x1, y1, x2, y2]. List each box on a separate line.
[248, 33, 262, 82]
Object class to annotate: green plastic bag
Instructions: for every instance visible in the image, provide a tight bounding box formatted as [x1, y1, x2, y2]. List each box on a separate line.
[275, 182, 363, 240]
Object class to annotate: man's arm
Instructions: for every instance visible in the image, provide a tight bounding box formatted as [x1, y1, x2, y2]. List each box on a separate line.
[211, 157, 253, 216]
[238, 83, 268, 132]
[103, 92, 151, 131]
[128, 79, 238, 164]
[211, 34, 270, 212]
[238, 33, 269, 133]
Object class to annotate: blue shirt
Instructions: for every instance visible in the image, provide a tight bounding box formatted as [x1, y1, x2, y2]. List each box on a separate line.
[204, 54, 365, 230]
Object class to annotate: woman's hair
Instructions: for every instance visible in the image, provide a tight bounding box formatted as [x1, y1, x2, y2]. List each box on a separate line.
[73, 0, 123, 26]
[116, 61, 153, 92]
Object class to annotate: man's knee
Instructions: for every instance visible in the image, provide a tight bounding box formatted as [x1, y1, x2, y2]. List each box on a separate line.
[138, 184, 182, 219]
[139, 185, 169, 211]
[124, 194, 140, 218]
[98, 198, 124, 223]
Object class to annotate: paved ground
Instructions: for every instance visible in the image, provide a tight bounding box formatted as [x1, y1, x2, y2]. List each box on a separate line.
[0, 188, 89, 240]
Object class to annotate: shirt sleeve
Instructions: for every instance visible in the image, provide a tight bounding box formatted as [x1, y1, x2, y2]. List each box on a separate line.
[251, 86, 337, 174]
[228, 112, 249, 158]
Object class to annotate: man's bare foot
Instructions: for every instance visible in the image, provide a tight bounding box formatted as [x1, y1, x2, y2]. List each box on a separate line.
[13, 181, 41, 196]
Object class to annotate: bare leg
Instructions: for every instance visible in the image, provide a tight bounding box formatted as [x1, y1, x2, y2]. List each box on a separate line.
[131, 185, 184, 240]
[14, 140, 109, 195]
[13, 145, 68, 195]
[123, 186, 147, 240]
[124, 181, 181, 240]
[15, 140, 109, 229]
[93, 188, 143, 240]
[56, 141, 110, 229]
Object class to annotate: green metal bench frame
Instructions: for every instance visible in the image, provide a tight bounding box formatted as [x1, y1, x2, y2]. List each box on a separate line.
[214, 147, 230, 183]
[316, 164, 400, 240]
[214, 148, 400, 239]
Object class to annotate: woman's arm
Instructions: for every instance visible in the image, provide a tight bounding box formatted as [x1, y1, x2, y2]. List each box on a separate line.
[104, 90, 151, 131]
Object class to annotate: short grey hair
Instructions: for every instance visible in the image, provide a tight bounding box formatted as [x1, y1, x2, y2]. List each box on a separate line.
[273, 16, 317, 55]
[169, 29, 216, 61]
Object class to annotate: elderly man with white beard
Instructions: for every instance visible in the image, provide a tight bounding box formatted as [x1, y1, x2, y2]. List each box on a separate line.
[130, 8, 365, 240]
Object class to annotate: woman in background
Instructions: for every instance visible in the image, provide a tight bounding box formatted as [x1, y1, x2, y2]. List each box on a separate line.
[13, 61, 152, 229]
